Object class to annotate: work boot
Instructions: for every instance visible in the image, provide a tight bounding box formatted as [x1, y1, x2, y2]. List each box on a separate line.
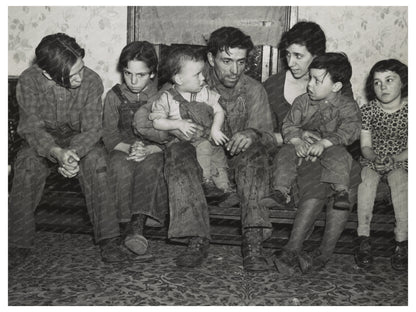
[391, 240, 407, 271]
[242, 228, 269, 272]
[9, 247, 31, 269]
[354, 235, 373, 268]
[175, 237, 209, 268]
[124, 214, 149, 255]
[298, 249, 327, 273]
[100, 237, 153, 263]
[273, 248, 298, 275]
[259, 190, 290, 208]
[333, 190, 351, 210]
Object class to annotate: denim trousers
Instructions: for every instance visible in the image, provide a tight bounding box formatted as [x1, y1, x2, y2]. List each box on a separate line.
[357, 166, 408, 242]
[9, 144, 120, 248]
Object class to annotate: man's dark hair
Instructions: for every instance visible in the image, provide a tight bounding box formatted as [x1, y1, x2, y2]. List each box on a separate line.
[207, 27, 254, 57]
[279, 21, 326, 57]
[309, 52, 352, 87]
[117, 41, 158, 75]
[35, 33, 85, 88]
[163, 45, 206, 81]
[365, 59, 408, 101]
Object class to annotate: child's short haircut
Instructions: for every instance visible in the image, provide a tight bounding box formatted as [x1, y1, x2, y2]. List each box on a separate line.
[309, 52, 352, 86]
[164, 46, 206, 81]
[207, 27, 254, 57]
[365, 59, 408, 101]
[117, 41, 158, 75]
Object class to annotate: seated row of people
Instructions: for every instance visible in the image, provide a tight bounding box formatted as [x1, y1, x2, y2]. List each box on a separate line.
[9, 21, 407, 274]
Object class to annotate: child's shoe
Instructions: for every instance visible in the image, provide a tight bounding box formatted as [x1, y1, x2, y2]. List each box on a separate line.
[298, 249, 327, 273]
[333, 190, 351, 210]
[259, 190, 290, 208]
[354, 235, 373, 268]
[391, 240, 407, 271]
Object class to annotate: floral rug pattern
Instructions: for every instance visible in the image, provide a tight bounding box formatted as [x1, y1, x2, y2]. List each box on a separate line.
[9, 232, 407, 306]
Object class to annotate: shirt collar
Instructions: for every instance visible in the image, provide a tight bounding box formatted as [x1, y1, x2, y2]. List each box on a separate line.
[310, 92, 342, 107]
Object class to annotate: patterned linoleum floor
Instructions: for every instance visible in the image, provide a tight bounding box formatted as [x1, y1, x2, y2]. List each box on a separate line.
[8, 231, 407, 306]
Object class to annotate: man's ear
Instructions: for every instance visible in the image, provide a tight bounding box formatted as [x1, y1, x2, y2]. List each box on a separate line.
[173, 74, 182, 86]
[332, 81, 343, 93]
[150, 72, 155, 79]
[42, 70, 53, 80]
[207, 52, 215, 67]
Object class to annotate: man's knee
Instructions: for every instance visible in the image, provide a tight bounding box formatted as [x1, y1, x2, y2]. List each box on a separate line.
[235, 141, 268, 167]
[81, 146, 108, 174]
[14, 147, 48, 174]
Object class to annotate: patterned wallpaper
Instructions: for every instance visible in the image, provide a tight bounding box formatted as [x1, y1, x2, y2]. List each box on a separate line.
[9, 6, 408, 105]
[298, 6, 408, 106]
[8, 6, 128, 94]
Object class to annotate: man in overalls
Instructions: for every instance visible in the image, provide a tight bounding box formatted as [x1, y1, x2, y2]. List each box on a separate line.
[134, 27, 277, 271]
[9, 33, 136, 267]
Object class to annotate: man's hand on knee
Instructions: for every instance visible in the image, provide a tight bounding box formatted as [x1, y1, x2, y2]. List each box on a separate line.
[225, 130, 257, 156]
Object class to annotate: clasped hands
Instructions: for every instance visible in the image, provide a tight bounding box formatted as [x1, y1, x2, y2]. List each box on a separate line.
[51, 147, 80, 178]
[374, 155, 395, 174]
[293, 131, 324, 162]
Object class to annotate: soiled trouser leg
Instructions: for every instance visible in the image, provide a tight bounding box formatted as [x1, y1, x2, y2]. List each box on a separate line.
[319, 201, 350, 259]
[9, 146, 50, 249]
[164, 141, 210, 240]
[233, 141, 272, 238]
[78, 145, 120, 244]
[284, 198, 326, 253]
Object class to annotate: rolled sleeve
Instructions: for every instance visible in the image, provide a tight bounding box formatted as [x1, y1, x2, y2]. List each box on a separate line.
[134, 101, 171, 144]
[149, 92, 170, 121]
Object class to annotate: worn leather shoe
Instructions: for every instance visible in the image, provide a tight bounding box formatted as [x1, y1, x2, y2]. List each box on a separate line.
[391, 240, 407, 271]
[354, 236, 373, 268]
[298, 249, 327, 273]
[175, 237, 209, 267]
[242, 228, 269, 272]
[259, 190, 290, 208]
[100, 237, 153, 263]
[272, 249, 298, 275]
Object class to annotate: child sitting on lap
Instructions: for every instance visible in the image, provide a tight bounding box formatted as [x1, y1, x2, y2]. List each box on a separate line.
[149, 46, 232, 195]
[261, 52, 361, 210]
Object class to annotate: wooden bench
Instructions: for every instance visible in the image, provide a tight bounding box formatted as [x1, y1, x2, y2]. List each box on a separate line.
[8, 76, 396, 255]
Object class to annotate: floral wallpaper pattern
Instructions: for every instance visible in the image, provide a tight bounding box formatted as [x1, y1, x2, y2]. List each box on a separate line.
[298, 6, 408, 106]
[8, 6, 127, 94]
[9, 6, 407, 105]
